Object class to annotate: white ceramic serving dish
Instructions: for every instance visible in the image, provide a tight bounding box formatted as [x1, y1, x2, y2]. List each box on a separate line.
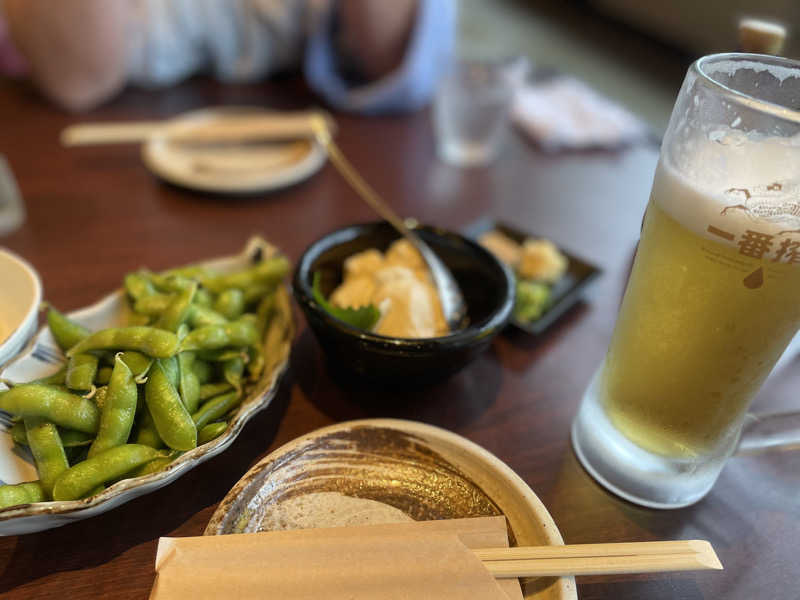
[0, 248, 41, 369]
[0, 237, 293, 535]
[205, 419, 577, 600]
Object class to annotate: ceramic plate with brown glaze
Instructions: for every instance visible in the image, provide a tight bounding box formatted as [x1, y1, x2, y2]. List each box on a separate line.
[205, 419, 576, 600]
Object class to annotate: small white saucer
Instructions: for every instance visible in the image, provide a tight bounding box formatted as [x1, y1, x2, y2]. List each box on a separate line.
[142, 107, 327, 194]
[0, 248, 41, 368]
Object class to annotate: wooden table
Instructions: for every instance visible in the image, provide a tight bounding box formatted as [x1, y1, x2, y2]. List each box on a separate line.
[0, 77, 797, 599]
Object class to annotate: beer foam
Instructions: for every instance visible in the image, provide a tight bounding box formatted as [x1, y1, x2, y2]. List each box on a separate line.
[703, 58, 800, 85]
[656, 133, 800, 244]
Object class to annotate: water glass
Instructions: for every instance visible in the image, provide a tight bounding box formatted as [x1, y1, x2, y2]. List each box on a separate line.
[433, 59, 514, 167]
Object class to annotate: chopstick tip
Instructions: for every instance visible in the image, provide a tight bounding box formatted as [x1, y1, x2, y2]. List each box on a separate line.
[688, 540, 723, 570]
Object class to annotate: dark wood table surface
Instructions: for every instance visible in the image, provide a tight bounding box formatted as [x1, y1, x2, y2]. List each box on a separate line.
[0, 77, 797, 600]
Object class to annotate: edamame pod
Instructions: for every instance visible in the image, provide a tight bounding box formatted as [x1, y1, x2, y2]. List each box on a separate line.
[51, 444, 163, 501]
[134, 403, 164, 449]
[198, 382, 233, 401]
[46, 308, 89, 353]
[9, 422, 27, 446]
[25, 416, 70, 497]
[144, 362, 196, 451]
[133, 293, 172, 316]
[67, 327, 178, 359]
[193, 287, 214, 308]
[113, 351, 153, 377]
[242, 282, 276, 304]
[65, 353, 99, 392]
[192, 390, 241, 430]
[223, 357, 245, 393]
[94, 366, 113, 386]
[0, 481, 46, 509]
[177, 352, 200, 414]
[156, 281, 198, 332]
[88, 356, 137, 458]
[214, 288, 245, 320]
[124, 272, 157, 302]
[198, 421, 227, 444]
[180, 319, 258, 352]
[0, 385, 99, 433]
[130, 453, 180, 477]
[187, 305, 228, 329]
[10, 422, 94, 448]
[160, 355, 180, 388]
[200, 256, 289, 293]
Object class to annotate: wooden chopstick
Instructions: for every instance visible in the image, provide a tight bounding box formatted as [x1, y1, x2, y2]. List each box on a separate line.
[475, 540, 722, 578]
[60, 111, 334, 147]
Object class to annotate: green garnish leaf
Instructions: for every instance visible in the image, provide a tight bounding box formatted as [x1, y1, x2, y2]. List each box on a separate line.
[312, 272, 380, 331]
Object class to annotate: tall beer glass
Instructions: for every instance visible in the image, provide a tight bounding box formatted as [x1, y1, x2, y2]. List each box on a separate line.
[571, 54, 800, 508]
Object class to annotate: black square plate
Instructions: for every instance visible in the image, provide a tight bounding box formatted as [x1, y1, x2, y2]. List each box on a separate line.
[464, 218, 602, 335]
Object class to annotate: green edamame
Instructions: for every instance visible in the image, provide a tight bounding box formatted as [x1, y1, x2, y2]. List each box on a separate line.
[61, 428, 95, 447]
[110, 350, 153, 377]
[133, 403, 164, 449]
[193, 287, 214, 308]
[130, 455, 174, 477]
[199, 382, 233, 401]
[242, 282, 276, 304]
[9, 422, 93, 448]
[187, 305, 228, 329]
[66, 353, 99, 392]
[0, 481, 46, 509]
[67, 327, 178, 359]
[124, 272, 157, 302]
[133, 293, 172, 316]
[127, 312, 152, 327]
[180, 319, 258, 352]
[88, 356, 137, 458]
[157, 281, 197, 332]
[200, 256, 289, 293]
[94, 366, 113, 386]
[47, 308, 89, 353]
[160, 355, 179, 388]
[145, 272, 194, 293]
[214, 288, 245, 320]
[0, 385, 99, 433]
[192, 390, 241, 430]
[177, 352, 200, 414]
[9, 422, 27, 446]
[144, 362, 196, 451]
[24, 416, 70, 497]
[51, 444, 163, 501]
[198, 421, 227, 444]
[223, 357, 245, 393]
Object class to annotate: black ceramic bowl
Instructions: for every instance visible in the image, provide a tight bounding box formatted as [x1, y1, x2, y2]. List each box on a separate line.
[293, 221, 514, 385]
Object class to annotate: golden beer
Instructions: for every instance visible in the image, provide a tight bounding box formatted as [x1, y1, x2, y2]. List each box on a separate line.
[600, 161, 800, 458]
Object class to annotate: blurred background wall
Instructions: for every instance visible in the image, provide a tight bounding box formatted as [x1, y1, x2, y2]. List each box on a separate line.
[459, 0, 796, 134]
